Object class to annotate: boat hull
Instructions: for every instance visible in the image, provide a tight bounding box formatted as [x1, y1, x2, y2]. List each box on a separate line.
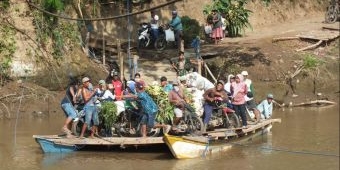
[164, 122, 275, 159]
[35, 138, 77, 153]
[163, 134, 232, 159]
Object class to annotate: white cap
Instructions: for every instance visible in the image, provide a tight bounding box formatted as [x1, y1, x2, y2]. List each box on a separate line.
[241, 71, 248, 76]
[82, 77, 90, 83]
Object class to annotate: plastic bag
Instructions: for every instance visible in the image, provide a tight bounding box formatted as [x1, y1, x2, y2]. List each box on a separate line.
[204, 25, 212, 34]
[165, 29, 175, 41]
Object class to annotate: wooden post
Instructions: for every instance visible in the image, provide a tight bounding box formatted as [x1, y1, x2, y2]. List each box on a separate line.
[102, 33, 105, 65]
[84, 32, 90, 56]
[117, 39, 124, 80]
[180, 40, 184, 52]
[198, 59, 202, 75]
[133, 55, 139, 76]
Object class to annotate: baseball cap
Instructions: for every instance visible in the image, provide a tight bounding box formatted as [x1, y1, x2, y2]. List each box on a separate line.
[135, 82, 144, 89]
[172, 11, 177, 15]
[267, 93, 274, 99]
[241, 71, 248, 76]
[217, 80, 225, 86]
[82, 77, 90, 83]
[99, 80, 106, 85]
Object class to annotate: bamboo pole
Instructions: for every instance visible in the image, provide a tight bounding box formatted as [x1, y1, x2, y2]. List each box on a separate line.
[102, 33, 105, 65]
[197, 59, 202, 75]
[117, 39, 124, 80]
[180, 40, 184, 52]
[133, 55, 139, 77]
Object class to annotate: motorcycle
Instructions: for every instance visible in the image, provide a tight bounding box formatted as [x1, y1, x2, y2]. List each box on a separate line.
[137, 23, 154, 49]
[113, 100, 161, 137]
[173, 102, 205, 135]
[154, 24, 176, 51]
[206, 100, 241, 131]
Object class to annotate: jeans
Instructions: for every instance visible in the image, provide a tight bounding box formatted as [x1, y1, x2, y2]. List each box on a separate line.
[61, 103, 77, 119]
[84, 105, 98, 126]
[233, 104, 247, 126]
[203, 103, 213, 124]
[150, 28, 159, 42]
[141, 111, 156, 128]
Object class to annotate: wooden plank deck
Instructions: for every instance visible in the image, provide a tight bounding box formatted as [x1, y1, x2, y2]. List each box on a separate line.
[203, 118, 281, 139]
[33, 135, 164, 146]
[33, 119, 281, 147]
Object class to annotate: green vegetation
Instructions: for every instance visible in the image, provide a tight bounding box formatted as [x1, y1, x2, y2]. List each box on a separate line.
[204, 0, 253, 37]
[99, 102, 118, 129]
[0, 0, 10, 10]
[181, 16, 201, 46]
[0, 24, 16, 86]
[32, 0, 79, 58]
[145, 85, 174, 124]
[302, 54, 323, 70]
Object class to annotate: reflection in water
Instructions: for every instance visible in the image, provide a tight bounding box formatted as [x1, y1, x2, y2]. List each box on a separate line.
[0, 105, 339, 170]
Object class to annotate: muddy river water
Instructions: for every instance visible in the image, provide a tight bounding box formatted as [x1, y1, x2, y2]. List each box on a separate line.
[0, 105, 338, 170]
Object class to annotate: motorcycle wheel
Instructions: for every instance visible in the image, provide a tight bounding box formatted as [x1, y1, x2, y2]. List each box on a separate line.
[154, 36, 167, 51]
[186, 116, 204, 135]
[115, 112, 133, 137]
[325, 5, 339, 23]
[224, 112, 240, 129]
[245, 107, 256, 122]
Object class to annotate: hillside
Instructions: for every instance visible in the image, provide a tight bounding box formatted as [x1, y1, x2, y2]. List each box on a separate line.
[0, 0, 338, 118]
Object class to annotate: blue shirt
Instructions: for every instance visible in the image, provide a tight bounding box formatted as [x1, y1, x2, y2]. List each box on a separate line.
[169, 16, 182, 31]
[163, 84, 173, 93]
[257, 99, 273, 118]
[137, 91, 158, 114]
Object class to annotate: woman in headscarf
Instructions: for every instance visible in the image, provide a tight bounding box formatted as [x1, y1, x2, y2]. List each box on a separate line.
[231, 74, 248, 128]
[224, 74, 235, 94]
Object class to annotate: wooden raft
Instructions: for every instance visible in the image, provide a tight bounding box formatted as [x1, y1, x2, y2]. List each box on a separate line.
[33, 135, 164, 146]
[203, 118, 281, 139]
[272, 27, 339, 51]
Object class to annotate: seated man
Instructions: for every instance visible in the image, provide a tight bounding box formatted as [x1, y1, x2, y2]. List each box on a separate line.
[257, 94, 274, 119]
[202, 80, 228, 130]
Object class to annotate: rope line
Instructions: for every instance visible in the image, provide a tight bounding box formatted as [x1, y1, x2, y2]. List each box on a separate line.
[26, 0, 183, 21]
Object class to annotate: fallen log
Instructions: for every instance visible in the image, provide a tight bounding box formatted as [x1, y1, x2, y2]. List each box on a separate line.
[291, 100, 336, 107]
[272, 37, 300, 42]
[296, 40, 323, 52]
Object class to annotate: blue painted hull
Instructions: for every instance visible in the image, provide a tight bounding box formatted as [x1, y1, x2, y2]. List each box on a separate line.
[35, 138, 77, 153]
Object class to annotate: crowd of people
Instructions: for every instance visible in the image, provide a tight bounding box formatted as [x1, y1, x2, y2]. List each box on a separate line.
[59, 9, 275, 138]
[60, 67, 275, 138]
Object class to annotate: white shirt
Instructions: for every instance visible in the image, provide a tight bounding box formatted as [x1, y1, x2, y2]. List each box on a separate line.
[150, 15, 159, 29]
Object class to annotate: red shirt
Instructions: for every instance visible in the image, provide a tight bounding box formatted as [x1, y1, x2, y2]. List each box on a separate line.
[112, 80, 123, 100]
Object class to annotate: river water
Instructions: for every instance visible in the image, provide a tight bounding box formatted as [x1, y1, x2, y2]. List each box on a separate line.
[0, 105, 338, 170]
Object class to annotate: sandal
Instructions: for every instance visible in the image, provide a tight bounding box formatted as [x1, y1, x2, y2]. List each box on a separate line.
[62, 127, 72, 135]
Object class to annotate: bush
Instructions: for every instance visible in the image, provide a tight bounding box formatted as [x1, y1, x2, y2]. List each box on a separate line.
[204, 0, 252, 37]
[181, 16, 201, 46]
